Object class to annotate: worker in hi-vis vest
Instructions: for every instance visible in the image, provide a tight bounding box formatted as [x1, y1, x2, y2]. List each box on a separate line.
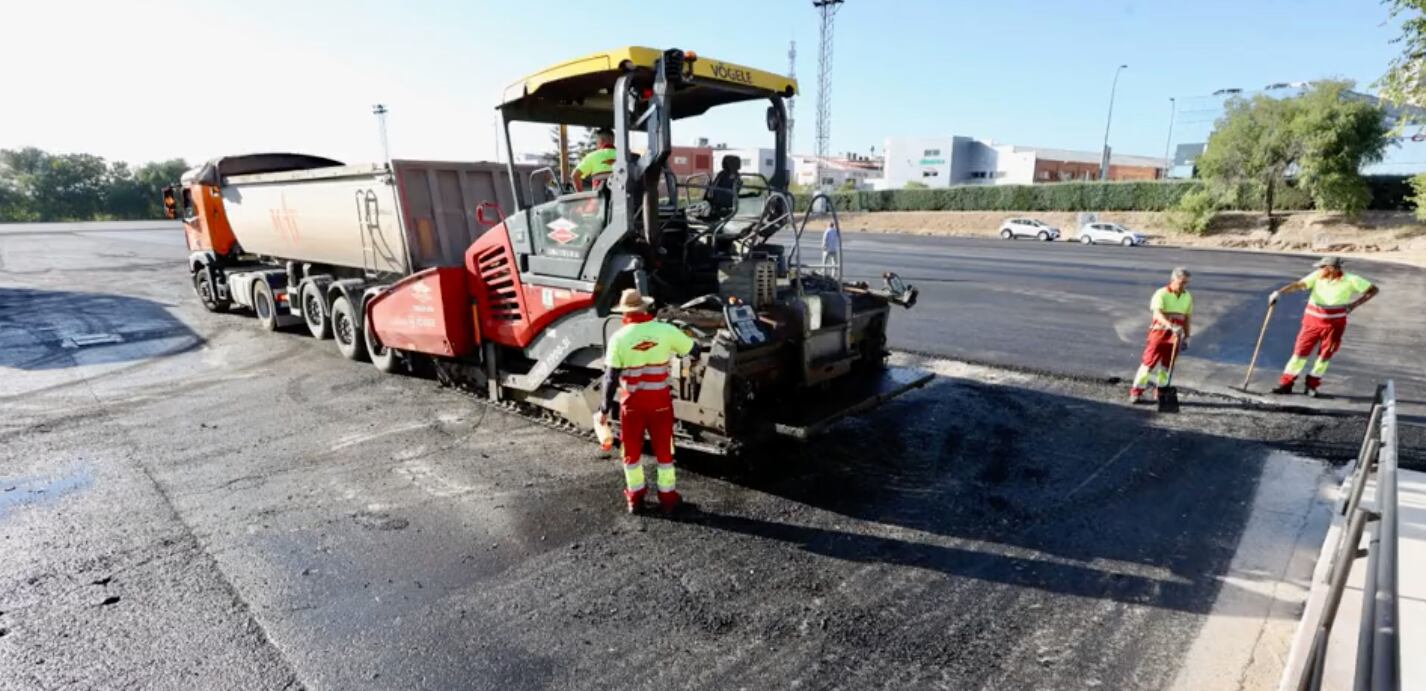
[599, 288, 698, 514]
[1129, 267, 1192, 404]
[572, 128, 617, 191]
[1268, 256, 1379, 397]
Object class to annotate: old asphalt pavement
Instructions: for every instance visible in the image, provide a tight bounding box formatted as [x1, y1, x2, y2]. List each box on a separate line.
[1, 223, 1423, 690]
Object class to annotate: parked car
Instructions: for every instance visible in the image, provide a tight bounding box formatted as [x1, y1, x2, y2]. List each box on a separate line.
[1078, 222, 1146, 246]
[998, 218, 1060, 241]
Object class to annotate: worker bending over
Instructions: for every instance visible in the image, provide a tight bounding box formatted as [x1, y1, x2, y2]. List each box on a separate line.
[1129, 267, 1192, 404]
[600, 289, 698, 514]
[1268, 256, 1379, 397]
[572, 128, 617, 191]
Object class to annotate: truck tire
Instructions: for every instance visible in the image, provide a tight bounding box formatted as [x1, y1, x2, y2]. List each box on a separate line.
[253, 281, 280, 332]
[301, 283, 332, 340]
[331, 296, 368, 362]
[193, 269, 229, 313]
[364, 318, 400, 373]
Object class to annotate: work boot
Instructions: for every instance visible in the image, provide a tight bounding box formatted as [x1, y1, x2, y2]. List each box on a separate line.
[657, 490, 681, 516]
[1304, 376, 1323, 398]
[1271, 376, 1296, 395]
[1128, 387, 1149, 405]
[624, 488, 646, 515]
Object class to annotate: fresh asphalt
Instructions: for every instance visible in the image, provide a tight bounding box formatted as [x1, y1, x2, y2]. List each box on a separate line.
[842, 232, 1426, 414]
[2, 222, 1423, 690]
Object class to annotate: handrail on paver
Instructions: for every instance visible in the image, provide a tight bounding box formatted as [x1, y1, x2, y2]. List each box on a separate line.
[1292, 380, 1400, 691]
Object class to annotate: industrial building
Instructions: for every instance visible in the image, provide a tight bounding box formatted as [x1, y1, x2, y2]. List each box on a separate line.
[879, 136, 1164, 189]
[793, 154, 883, 189]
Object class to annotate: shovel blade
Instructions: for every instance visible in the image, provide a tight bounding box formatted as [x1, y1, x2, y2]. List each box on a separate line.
[1157, 387, 1180, 413]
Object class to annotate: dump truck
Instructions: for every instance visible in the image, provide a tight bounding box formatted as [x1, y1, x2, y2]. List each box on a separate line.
[167, 46, 930, 454]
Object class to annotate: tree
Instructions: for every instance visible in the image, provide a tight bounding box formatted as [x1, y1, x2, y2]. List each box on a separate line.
[0, 148, 188, 221]
[1192, 80, 1387, 221]
[1195, 93, 1300, 221]
[1379, 0, 1426, 117]
[542, 126, 597, 174]
[1379, 1, 1426, 217]
[1290, 82, 1389, 214]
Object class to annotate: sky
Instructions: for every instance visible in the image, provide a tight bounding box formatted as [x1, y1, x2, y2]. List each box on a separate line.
[0, 0, 1408, 168]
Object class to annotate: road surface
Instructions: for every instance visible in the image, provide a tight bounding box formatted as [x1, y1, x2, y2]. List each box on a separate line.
[842, 232, 1426, 416]
[2, 222, 1422, 690]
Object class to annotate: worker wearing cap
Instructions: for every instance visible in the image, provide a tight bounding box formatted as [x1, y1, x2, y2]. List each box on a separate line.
[1268, 256, 1379, 397]
[599, 288, 698, 514]
[572, 128, 617, 191]
[1129, 267, 1193, 404]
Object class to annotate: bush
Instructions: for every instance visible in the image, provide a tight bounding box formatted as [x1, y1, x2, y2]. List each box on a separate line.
[788, 177, 1408, 214]
[1408, 173, 1426, 221]
[1168, 189, 1220, 235]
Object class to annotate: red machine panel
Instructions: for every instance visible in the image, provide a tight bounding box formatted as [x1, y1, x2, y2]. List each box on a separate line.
[367, 266, 476, 357]
[464, 225, 595, 349]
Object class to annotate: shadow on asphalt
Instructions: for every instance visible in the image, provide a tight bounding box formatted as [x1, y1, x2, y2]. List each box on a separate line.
[0, 287, 202, 371]
[678, 376, 1377, 617]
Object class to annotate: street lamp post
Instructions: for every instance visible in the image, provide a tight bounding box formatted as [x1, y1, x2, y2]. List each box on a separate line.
[1099, 64, 1128, 181]
[1162, 97, 1176, 179]
[372, 104, 391, 165]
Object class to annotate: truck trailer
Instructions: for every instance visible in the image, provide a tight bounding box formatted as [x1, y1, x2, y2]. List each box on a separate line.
[167, 46, 931, 454]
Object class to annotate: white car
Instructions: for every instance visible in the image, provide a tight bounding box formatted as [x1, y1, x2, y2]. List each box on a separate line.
[1078, 222, 1146, 246]
[998, 218, 1060, 241]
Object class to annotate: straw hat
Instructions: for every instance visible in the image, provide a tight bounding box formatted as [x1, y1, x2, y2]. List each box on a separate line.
[611, 288, 654, 313]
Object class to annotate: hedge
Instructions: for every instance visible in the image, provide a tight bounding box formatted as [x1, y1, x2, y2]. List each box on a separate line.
[793, 177, 1406, 214]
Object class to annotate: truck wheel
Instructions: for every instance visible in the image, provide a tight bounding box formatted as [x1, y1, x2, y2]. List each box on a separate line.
[331, 296, 368, 362]
[193, 269, 229, 313]
[301, 283, 331, 340]
[253, 281, 279, 332]
[364, 318, 400, 373]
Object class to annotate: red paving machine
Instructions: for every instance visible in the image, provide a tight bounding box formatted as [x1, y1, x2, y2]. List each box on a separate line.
[165, 47, 929, 453]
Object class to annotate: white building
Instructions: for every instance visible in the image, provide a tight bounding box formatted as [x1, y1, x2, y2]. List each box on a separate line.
[713, 147, 791, 180]
[793, 155, 883, 190]
[881, 136, 1164, 189]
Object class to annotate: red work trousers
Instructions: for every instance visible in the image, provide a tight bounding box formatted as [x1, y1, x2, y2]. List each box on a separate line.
[1139, 323, 1183, 369]
[1292, 315, 1347, 361]
[619, 389, 675, 465]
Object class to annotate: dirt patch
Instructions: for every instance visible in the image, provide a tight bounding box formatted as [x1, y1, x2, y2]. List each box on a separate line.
[836, 210, 1426, 267]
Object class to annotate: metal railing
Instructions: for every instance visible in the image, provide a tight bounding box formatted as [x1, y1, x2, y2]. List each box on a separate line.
[1293, 380, 1400, 691]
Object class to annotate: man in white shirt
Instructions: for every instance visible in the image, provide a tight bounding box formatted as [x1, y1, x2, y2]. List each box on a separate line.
[821, 219, 841, 270]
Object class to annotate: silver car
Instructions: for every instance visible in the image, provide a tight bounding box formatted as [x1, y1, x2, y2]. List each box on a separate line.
[1077, 222, 1146, 246]
[998, 218, 1060, 241]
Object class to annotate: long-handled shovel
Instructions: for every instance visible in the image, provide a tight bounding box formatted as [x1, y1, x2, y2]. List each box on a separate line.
[1158, 335, 1183, 413]
[1239, 303, 1275, 392]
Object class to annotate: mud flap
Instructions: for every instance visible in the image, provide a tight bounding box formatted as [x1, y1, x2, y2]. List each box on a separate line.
[772, 366, 934, 440]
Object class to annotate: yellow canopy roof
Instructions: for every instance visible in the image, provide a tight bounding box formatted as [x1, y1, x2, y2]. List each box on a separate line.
[499, 46, 797, 128]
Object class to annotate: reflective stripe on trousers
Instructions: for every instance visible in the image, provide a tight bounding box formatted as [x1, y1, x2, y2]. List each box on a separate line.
[620, 364, 671, 395]
[656, 462, 676, 492]
[622, 462, 646, 492]
[1132, 364, 1171, 388]
[1281, 314, 1347, 385]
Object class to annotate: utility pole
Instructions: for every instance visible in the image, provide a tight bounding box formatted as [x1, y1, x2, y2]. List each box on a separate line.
[814, 0, 844, 193]
[1162, 97, 1176, 179]
[558, 124, 570, 186]
[1098, 64, 1127, 181]
[787, 40, 797, 158]
[372, 104, 391, 165]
